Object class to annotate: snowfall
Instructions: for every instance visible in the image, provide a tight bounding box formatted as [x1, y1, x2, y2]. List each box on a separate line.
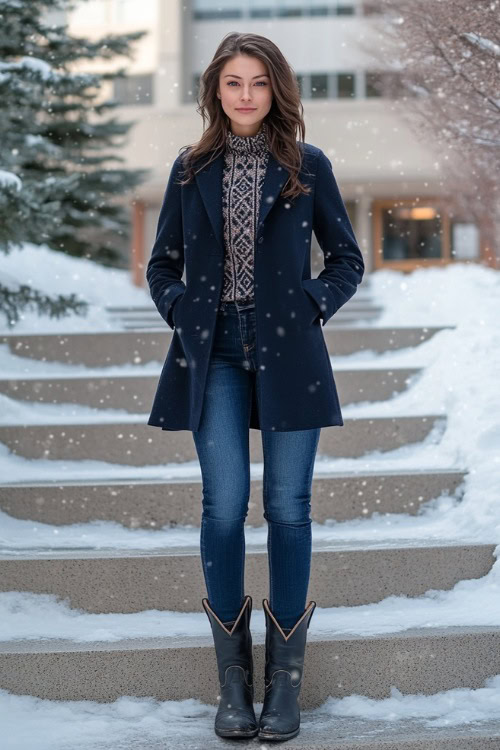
[1, 243, 500, 747]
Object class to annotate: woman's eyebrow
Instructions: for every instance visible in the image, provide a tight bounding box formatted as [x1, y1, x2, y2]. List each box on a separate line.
[223, 74, 270, 79]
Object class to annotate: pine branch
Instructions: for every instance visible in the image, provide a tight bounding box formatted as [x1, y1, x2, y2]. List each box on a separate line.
[0, 283, 88, 327]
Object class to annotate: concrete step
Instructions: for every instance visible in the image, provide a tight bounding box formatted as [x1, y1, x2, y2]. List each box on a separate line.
[105, 299, 383, 315]
[105, 295, 380, 312]
[7, 715, 495, 750]
[1, 626, 499, 704]
[0, 469, 466, 528]
[118, 314, 384, 330]
[107, 309, 384, 322]
[0, 367, 421, 411]
[1, 326, 452, 366]
[13, 720, 497, 750]
[0, 542, 493, 613]
[106, 306, 383, 320]
[232, 720, 500, 750]
[0, 415, 444, 464]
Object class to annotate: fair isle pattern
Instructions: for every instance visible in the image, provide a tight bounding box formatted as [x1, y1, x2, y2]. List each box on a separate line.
[220, 121, 270, 303]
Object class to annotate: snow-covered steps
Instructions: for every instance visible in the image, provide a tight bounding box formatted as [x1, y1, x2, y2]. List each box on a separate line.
[0, 469, 466, 527]
[3, 685, 500, 750]
[101, 302, 384, 316]
[0, 541, 494, 612]
[105, 303, 384, 330]
[3, 708, 498, 750]
[0, 415, 445, 464]
[0, 367, 421, 410]
[104, 286, 384, 330]
[252, 717, 500, 750]
[113, 311, 385, 330]
[1, 626, 499, 704]
[0, 326, 452, 366]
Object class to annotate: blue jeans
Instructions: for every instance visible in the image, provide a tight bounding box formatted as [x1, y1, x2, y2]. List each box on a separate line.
[192, 300, 321, 629]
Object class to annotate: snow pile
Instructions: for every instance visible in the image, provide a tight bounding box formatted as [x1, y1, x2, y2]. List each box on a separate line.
[322, 675, 500, 727]
[0, 169, 22, 191]
[2, 558, 500, 641]
[2, 676, 500, 750]
[0, 394, 145, 425]
[0, 243, 150, 333]
[368, 262, 498, 327]
[0, 344, 162, 378]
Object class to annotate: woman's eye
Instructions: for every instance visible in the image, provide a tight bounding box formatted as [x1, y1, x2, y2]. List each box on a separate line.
[227, 81, 267, 86]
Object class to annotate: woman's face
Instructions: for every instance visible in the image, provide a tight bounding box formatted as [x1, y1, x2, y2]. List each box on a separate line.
[217, 54, 273, 136]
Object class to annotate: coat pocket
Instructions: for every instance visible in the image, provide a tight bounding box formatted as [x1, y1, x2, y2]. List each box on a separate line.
[171, 291, 186, 328]
[301, 281, 322, 325]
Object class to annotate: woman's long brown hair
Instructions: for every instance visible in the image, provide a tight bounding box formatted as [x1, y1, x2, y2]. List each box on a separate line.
[177, 32, 312, 200]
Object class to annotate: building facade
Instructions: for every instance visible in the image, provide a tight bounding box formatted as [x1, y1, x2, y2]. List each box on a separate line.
[66, 0, 488, 285]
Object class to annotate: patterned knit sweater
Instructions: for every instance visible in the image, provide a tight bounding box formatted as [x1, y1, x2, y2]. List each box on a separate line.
[220, 121, 270, 303]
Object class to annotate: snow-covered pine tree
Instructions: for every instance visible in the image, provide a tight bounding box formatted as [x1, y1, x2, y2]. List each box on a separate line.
[0, 0, 149, 325]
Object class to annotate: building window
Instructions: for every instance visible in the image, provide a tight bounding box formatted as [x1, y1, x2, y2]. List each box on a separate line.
[193, 9, 242, 19]
[297, 72, 357, 99]
[373, 199, 452, 269]
[308, 5, 330, 16]
[277, 5, 304, 17]
[382, 204, 443, 260]
[192, 0, 242, 19]
[192, 2, 356, 20]
[373, 199, 483, 269]
[249, 6, 273, 17]
[295, 71, 413, 100]
[311, 73, 328, 98]
[336, 4, 355, 14]
[337, 72, 356, 98]
[113, 73, 153, 105]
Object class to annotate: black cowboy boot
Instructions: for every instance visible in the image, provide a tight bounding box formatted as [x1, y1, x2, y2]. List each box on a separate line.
[258, 597, 316, 741]
[202, 594, 258, 738]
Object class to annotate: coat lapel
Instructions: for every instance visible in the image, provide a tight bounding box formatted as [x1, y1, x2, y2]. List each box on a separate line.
[194, 149, 290, 254]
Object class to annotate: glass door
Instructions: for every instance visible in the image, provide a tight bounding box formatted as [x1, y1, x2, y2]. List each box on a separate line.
[373, 198, 451, 270]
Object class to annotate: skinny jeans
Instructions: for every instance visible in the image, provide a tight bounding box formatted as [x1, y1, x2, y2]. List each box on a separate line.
[192, 299, 320, 629]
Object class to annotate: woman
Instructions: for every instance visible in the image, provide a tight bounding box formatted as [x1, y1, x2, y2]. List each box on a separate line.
[146, 32, 364, 742]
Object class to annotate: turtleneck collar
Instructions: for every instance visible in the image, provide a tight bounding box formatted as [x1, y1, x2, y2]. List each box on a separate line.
[225, 121, 269, 156]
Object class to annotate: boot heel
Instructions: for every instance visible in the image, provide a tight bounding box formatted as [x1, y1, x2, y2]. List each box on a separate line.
[202, 594, 259, 738]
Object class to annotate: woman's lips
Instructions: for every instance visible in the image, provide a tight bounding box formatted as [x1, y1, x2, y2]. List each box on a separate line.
[236, 108, 256, 112]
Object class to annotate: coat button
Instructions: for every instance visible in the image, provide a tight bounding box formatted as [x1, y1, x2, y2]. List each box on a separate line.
[258, 236, 264, 244]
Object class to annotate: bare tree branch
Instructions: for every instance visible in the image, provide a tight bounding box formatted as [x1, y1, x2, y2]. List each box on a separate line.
[358, 0, 500, 260]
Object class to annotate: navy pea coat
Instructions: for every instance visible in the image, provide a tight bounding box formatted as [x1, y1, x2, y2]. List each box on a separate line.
[146, 141, 364, 432]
